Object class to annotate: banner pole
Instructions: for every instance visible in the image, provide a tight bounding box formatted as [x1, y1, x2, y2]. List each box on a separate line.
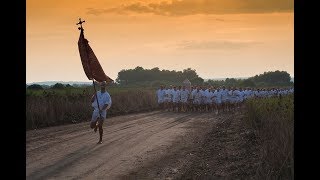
[92, 80, 103, 119]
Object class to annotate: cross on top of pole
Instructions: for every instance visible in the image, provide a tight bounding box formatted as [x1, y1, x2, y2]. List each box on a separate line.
[76, 18, 85, 30]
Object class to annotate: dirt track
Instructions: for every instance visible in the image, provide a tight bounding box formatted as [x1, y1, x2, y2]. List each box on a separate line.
[26, 110, 259, 180]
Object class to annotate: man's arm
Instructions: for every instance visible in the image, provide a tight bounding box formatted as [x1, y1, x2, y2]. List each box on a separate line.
[91, 94, 96, 103]
[101, 103, 109, 111]
[101, 93, 112, 111]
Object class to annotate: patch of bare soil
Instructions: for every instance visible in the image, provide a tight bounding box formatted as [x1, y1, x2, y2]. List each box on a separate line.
[121, 112, 261, 180]
[27, 110, 261, 180]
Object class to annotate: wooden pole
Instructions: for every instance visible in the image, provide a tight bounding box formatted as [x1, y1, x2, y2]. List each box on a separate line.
[77, 18, 102, 119]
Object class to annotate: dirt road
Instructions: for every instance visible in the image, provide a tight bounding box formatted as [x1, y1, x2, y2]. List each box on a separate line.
[27, 110, 259, 179]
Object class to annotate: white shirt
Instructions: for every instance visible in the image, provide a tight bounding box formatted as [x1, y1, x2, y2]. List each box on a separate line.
[180, 89, 189, 102]
[254, 91, 260, 97]
[221, 89, 228, 100]
[238, 90, 245, 101]
[233, 90, 240, 100]
[92, 91, 112, 110]
[190, 89, 196, 99]
[172, 90, 180, 102]
[157, 89, 166, 102]
[205, 90, 213, 103]
[228, 90, 234, 99]
[193, 90, 202, 104]
[213, 90, 222, 102]
[165, 89, 173, 100]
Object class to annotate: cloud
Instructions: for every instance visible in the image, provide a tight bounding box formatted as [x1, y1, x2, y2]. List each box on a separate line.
[176, 40, 263, 50]
[87, 0, 293, 16]
[86, 8, 118, 16]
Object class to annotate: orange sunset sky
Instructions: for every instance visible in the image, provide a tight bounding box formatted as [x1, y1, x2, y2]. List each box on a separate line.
[27, 0, 293, 83]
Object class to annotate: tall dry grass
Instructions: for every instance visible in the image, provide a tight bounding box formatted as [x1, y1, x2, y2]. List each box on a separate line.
[26, 89, 158, 130]
[244, 95, 294, 179]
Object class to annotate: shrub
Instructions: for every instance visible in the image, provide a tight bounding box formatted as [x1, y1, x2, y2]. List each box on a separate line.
[244, 95, 294, 179]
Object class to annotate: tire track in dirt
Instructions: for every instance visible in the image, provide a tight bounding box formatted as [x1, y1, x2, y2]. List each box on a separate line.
[69, 113, 203, 180]
[26, 111, 163, 142]
[26, 111, 178, 172]
[121, 111, 261, 180]
[119, 112, 226, 180]
[27, 111, 205, 180]
[26, 111, 163, 143]
[26, 111, 166, 153]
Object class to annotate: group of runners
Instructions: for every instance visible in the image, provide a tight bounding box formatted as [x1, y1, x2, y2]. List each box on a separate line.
[156, 85, 294, 113]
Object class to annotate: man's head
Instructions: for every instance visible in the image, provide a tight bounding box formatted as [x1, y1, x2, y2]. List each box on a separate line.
[100, 81, 107, 91]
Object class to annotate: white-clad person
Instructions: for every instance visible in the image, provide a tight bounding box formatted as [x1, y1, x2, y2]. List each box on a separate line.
[193, 87, 202, 111]
[164, 85, 173, 111]
[187, 86, 195, 111]
[90, 81, 112, 144]
[213, 87, 222, 114]
[205, 87, 214, 112]
[172, 86, 180, 112]
[177, 86, 182, 112]
[254, 88, 260, 98]
[248, 88, 254, 99]
[190, 86, 197, 111]
[220, 86, 228, 112]
[229, 87, 238, 110]
[238, 88, 245, 108]
[226, 87, 234, 111]
[169, 85, 175, 110]
[200, 86, 207, 111]
[180, 86, 190, 112]
[156, 85, 166, 110]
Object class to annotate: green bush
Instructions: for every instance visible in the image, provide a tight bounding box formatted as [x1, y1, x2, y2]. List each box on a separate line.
[244, 95, 293, 179]
[26, 87, 158, 130]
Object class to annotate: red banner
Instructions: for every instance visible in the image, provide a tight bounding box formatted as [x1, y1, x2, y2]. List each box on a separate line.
[78, 29, 113, 83]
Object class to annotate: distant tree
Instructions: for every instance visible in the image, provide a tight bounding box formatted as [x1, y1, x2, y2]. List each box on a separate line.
[27, 84, 43, 90]
[65, 84, 73, 88]
[203, 81, 210, 86]
[134, 66, 144, 71]
[116, 67, 202, 86]
[225, 78, 238, 87]
[207, 79, 225, 87]
[51, 83, 65, 89]
[251, 70, 291, 86]
[115, 67, 292, 88]
[183, 68, 199, 80]
[151, 67, 160, 72]
[240, 79, 256, 87]
[190, 77, 204, 85]
[151, 81, 163, 88]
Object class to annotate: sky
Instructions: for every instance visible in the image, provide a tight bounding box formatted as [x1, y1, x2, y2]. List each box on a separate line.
[27, 0, 293, 83]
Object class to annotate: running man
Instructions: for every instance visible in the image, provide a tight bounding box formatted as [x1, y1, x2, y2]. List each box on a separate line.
[193, 87, 202, 112]
[172, 86, 180, 112]
[90, 81, 112, 144]
[213, 87, 222, 114]
[180, 86, 190, 112]
[156, 85, 166, 109]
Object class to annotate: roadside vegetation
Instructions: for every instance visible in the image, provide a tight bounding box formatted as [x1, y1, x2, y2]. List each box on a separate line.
[244, 95, 294, 179]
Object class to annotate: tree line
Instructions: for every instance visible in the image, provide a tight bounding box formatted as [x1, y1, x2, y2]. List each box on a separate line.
[116, 66, 204, 87]
[27, 67, 293, 89]
[116, 67, 292, 87]
[206, 70, 292, 87]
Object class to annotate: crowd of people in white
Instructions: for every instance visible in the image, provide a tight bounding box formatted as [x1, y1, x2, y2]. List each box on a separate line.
[156, 85, 294, 113]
